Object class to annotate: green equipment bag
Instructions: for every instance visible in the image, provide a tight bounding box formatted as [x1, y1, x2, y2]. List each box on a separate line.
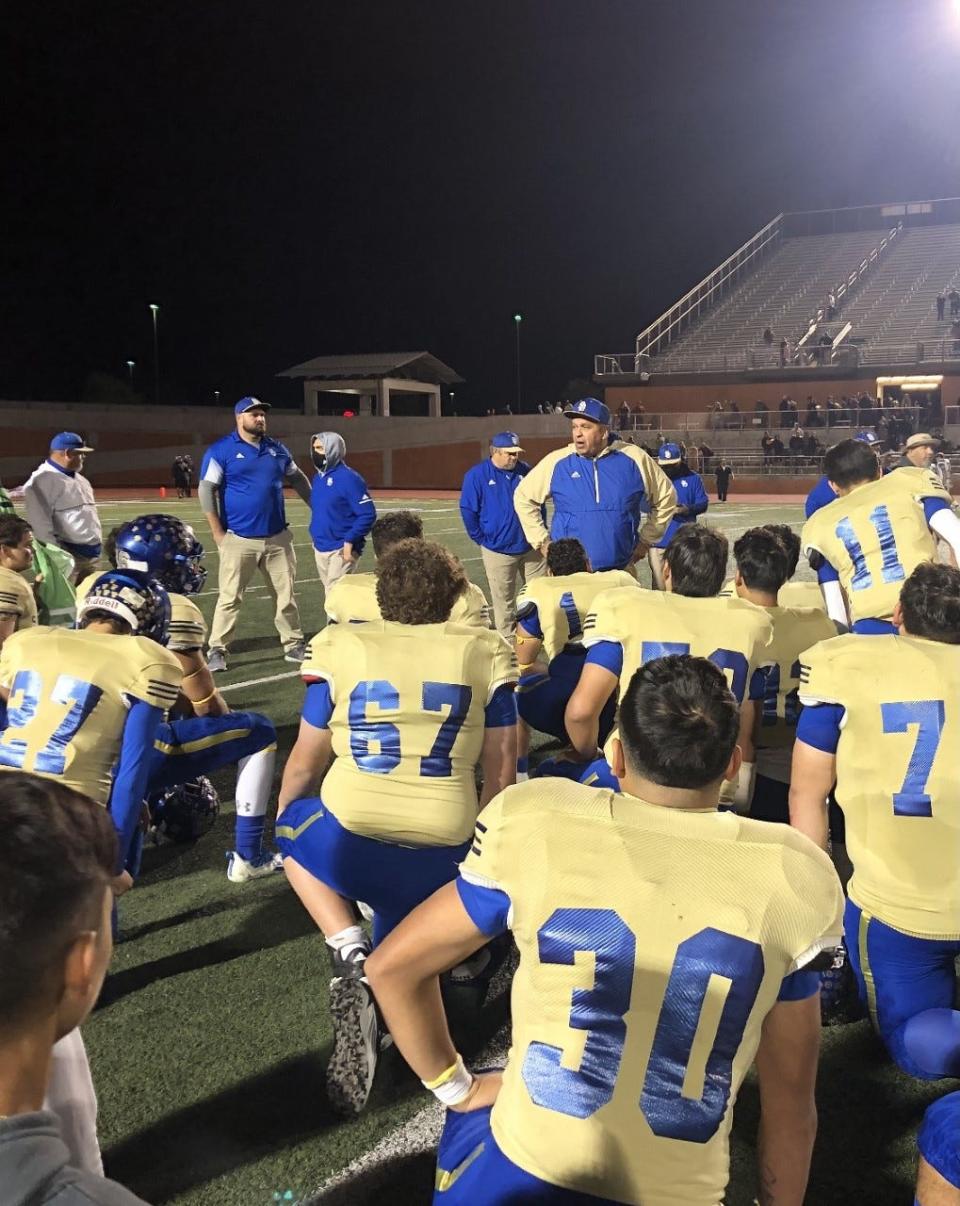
[32, 540, 78, 627]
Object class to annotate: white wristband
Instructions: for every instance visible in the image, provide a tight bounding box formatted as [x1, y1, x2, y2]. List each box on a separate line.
[422, 1054, 475, 1106]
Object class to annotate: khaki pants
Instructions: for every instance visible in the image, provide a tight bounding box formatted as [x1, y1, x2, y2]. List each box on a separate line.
[208, 529, 303, 653]
[314, 547, 356, 594]
[480, 547, 546, 641]
[648, 546, 667, 590]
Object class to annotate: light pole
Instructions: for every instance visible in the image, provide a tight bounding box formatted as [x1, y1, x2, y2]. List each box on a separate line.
[125, 359, 135, 386]
[214, 390, 221, 405]
[513, 313, 522, 413]
[148, 303, 160, 404]
[449, 390, 455, 414]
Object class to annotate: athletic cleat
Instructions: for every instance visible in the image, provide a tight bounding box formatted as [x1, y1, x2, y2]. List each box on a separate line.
[820, 943, 866, 1026]
[326, 971, 388, 1117]
[206, 648, 227, 673]
[356, 900, 375, 923]
[283, 641, 307, 663]
[226, 849, 283, 883]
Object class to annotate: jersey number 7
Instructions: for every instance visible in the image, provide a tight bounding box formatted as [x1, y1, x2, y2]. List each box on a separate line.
[0, 670, 103, 776]
[880, 699, 945, 817]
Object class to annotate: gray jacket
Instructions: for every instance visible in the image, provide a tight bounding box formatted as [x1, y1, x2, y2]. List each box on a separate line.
[0, 1112, 148, 1206]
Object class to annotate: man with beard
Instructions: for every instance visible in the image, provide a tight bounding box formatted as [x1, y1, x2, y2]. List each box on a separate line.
[647, 443, 709, 590]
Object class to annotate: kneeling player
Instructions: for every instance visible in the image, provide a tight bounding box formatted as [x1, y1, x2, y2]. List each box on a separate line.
[792, 563, 960, 1079]
[106, 516, 280, 882]
[513, 537, 636, 770]
[367, 656, 843, 1206]
[277, 540, 517, 1113]
[916, 1092, 960, 1205]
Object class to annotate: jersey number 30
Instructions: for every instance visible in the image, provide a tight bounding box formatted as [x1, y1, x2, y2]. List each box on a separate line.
[0, 670, 103, 775]
[522, 908, 764, 1143]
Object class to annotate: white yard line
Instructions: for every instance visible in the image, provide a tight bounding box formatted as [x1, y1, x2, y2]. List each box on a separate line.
[218, 669, 301, 694]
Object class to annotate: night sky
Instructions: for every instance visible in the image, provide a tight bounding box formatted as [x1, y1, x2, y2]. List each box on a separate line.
[6, 1, 960, 413]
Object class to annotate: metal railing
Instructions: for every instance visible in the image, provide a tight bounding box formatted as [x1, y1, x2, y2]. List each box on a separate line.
[632, 214, 785, 363]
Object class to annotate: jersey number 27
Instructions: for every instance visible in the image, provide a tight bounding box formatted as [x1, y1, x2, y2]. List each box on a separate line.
[0, 670, 103, 775]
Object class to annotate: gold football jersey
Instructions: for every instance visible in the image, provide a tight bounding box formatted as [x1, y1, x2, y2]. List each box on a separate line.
[0, 626, 182, 806]
[0, 566, 38, 630]
[302, 619, 516, 845]
[325, 572, 491, 629]
[583, 590, 773, 705]
[77, 575, 206, 655]
[516, 569, 638, 662]
[801, 467, 951, 625]
[799, 634, 960, 937]
[719, 577, 824, 612]
[460, 779, 843, 1205]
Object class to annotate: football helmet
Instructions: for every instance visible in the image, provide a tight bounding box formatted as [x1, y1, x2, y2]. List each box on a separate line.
[148, 777, 220, 844]
[115, 514, 206, 595]
[77, 569, 171, 645]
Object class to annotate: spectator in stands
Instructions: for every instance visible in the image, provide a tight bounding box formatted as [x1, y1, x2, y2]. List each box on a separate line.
[772, 435, 785, 464]
[618, 401, 631, 431]
[778, 337, 788, 366]
[715, 460, 734, 501]
[22, 433, 102, 585]
[817, 331, 833, 364]
[761, 433, 775, 466]
[779, 396, 792, 429]
[634, 400, 647, 428]
[827, 291, 837, 320]
[754, 399, 769, 428]
[949, 287, 960, 317]
[762, 326, 774, 346]
[789, 426, 805, 459]
[937, 291, 946, 321]
[802, 432, 818, 463]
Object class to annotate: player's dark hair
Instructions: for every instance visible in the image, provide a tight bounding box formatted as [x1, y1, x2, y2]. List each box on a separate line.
[103, 525, 120, 568]
[0, 773, 115, 1027]
[619, 656, 740, 788]
[547, 538, 589, 577]
[733, 528, 791, 594]
[823, 439, 880, 488]
[376, 539, 467, 624]
[663, 525, 728, 597]
[0, 514, 31, 549]
[78, 610, 133, 636]
[899, 563, 960, 644]
[372, 511, 423, 559]
[764, 523, 801, 578]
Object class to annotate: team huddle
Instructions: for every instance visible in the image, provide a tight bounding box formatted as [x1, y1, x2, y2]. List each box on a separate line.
[3, 400, 960, 1206]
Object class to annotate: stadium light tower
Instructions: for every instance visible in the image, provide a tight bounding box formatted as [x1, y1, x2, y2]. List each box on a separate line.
[125, 359, 135, 386]
[514, 312, 523, 412]
[148, 303, 160, 404]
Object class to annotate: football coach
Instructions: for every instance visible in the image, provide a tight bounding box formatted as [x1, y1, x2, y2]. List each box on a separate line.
[199, 397, 312, 671]
[513, 398, 676, 572]
[459, 431, 544, 639]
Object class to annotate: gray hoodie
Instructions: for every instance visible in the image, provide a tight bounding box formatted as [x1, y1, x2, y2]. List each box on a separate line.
[311, 431, 346, 472]
[0, 1112, 148, 1206]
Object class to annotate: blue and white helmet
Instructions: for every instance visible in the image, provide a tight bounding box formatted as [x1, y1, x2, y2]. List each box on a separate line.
[77, 569, 171, 645]
[148, 777, 220, 844]
[115, 514, 206, 595]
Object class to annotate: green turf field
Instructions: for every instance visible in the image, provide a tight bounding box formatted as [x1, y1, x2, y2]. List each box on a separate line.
[77, 496, 937, 1205]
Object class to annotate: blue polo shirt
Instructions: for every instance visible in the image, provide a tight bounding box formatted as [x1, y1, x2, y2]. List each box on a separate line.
[200, 432, 298, 538]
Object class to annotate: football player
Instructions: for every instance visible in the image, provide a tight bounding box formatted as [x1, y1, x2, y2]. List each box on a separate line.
[718, 524, 825, 611]
[104, 515, 280, 882]
[791, 563, 960, 1080]
[325, 510, 492, 628]
[0, 515, 38, 651]
[276, 539, 517, 1113]
[0, 570, 181, 885]
[564, 524, 773, 807]
[366, 656, 844, 1206]
[801, 438, 960, 632]
[915, 1092, 960, 1204]
[513, 537, 637, 773]
[804, 429, 883, 518]
[732, 527, 840, 826]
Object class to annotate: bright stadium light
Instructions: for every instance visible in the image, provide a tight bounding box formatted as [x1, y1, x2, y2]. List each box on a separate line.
[514, 313, 522, 411]
[148, 303, 160, 404]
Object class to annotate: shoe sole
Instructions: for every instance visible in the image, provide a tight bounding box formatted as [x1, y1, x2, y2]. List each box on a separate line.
[326, 978, 378, 1117]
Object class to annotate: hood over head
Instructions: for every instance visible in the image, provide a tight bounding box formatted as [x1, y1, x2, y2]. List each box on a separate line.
[311, 432, 346, 473]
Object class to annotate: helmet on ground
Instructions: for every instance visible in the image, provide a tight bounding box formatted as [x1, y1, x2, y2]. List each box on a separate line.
[115, 514, 206, 595]
[77, 569, 171, 645]
[148, 777, 220, 844]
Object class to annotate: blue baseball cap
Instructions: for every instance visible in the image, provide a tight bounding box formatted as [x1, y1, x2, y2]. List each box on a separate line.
[854, 430, 880, 446]
[564, 397, 611, 426]
[658, 442, 682, 464]
[234, 396, 271, 415]
[491, 431, 524, 452]
[50, 431, 94, 452]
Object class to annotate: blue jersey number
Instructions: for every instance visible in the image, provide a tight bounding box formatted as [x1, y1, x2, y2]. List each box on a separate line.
[835, 504, 905, 592]
[0, 671, 103, 775]
[523, 909, 764, 1142]
[348, 679, 472, 776]
[762, 661, 801, 727]
[559, 591, 582, 640]
[641, 641, 749, 703]
[880, 699, 945, 817]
